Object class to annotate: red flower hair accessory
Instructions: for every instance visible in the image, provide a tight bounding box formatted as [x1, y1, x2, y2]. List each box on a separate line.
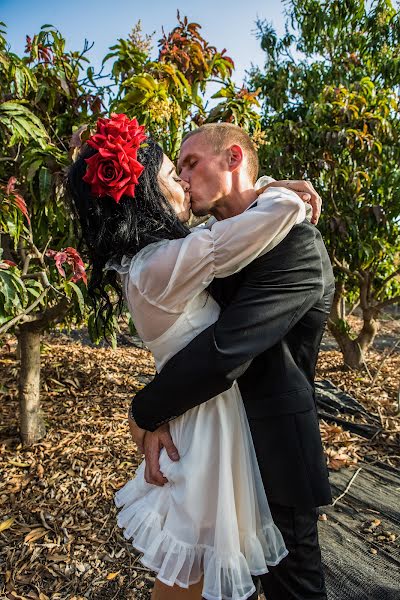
[83, 113, 147, 203]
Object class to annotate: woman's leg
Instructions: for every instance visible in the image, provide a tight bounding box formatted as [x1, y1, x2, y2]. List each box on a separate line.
[151, 577, 203, 600]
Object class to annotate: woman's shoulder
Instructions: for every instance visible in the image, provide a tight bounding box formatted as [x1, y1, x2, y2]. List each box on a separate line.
[106, 240, 171, 280]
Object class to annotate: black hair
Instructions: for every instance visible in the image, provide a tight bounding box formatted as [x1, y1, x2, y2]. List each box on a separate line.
[67, 138, 190, 338]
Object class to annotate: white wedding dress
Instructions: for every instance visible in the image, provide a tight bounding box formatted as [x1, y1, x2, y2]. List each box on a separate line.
[109, 183, 306, 600]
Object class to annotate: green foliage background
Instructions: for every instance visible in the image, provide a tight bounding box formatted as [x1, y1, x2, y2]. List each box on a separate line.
[0, 2, 399, 366]
[249, 0, 400, 364]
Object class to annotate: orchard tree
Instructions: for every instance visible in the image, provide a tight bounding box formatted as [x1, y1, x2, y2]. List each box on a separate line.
[105, 13, 263, 159]
[250, 0, 400, 369]
[0, 185, 87, 445]
[0, 24, 100, 444]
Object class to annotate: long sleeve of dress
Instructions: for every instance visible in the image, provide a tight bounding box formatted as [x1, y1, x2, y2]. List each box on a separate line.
[131, 223, 332, 430]
[127, 187, 305, 338]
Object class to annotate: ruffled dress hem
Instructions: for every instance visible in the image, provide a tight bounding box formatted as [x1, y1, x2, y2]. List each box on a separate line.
[115, 491, 288, 600]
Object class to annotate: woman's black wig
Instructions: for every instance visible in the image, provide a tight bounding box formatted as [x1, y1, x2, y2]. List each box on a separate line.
[67, 138, 190, 338]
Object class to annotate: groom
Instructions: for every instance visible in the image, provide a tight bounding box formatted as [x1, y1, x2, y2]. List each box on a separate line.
[128, 123, 335, 600]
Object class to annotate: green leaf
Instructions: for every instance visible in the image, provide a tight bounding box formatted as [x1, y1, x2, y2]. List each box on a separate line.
[0, 101, 49, 147]
[26, 158, 43, 181]
[128, 315, 137, 336]
[14, 67, 25, 97]
[25, 279, 44, 300]
[87, 313, 102, 345]
[66, 281, 85, 317]
[39, 168, 52, 202]
[211, 87, 232, 99]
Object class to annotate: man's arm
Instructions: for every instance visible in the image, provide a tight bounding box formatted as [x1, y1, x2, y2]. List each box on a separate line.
[131, 223, 324, 431]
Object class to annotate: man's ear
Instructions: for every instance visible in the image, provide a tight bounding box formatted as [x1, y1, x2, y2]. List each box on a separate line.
[228, 144, 244, 172]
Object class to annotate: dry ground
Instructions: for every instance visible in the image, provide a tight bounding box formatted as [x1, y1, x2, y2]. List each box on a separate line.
[0, 320, 399, 600]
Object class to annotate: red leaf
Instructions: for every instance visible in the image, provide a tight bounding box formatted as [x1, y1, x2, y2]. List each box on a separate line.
[6, 177, 17, 195]
[4, 178, 31, 224]
[13, 194, 31, 225]
[46, 247, 87, 285]
[0, 260, 17, 270]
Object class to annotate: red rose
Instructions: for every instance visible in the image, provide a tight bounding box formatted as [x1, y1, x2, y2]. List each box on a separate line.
[83, 113, 146, 203]
[88, 113, 146, 152]
[83, 140, 145, 203]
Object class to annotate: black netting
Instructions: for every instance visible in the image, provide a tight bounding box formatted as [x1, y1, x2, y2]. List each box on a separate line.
[320, 463, 400, 600]
[315, 379, 381, 439]
[321, 519, 400, 600]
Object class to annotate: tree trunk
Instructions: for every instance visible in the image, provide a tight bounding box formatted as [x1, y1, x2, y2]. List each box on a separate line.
[18, 327, 46, 446]
[335, 337, 365, 370]
[15, 298, 70, 446]
[328, 281, 378, 370]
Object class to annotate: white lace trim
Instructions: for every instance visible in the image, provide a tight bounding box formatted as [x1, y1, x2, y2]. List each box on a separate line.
[115, 483, 288, 600]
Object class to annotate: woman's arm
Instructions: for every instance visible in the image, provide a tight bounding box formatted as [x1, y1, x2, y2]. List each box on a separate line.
[131, 223, 328, 432]
[134, 187, 305, 313]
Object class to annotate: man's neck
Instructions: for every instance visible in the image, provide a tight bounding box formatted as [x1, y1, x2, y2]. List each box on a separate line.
[210, 187, 258, 221]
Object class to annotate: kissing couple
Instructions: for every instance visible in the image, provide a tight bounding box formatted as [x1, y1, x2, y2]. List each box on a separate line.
[69, 114, 334, 600]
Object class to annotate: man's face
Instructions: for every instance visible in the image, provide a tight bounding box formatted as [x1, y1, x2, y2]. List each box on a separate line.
[177, 134, 231, 216]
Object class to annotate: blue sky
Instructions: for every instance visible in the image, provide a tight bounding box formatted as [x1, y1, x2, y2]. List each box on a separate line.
[0, 0, 287, 86]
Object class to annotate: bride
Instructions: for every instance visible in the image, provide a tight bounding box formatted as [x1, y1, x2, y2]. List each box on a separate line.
[68, 113, 307, 600]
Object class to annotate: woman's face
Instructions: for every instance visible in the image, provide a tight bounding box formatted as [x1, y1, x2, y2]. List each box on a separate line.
[158, 154, 191, 222]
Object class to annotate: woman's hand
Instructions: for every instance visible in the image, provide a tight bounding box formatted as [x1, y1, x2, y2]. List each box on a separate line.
[256, 179, 322, 225]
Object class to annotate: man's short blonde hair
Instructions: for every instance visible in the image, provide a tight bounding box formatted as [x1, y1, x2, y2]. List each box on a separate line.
[182, 123, 259, 183]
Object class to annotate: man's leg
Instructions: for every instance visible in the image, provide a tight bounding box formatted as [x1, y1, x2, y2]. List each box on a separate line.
[259, 504, 327, 600]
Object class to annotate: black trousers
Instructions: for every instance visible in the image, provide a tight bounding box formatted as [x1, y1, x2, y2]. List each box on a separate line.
[250, 504, 327, 600]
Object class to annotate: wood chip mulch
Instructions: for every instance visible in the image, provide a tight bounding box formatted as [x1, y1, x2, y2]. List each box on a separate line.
[0, 325, 399, 600]
[317, 340, 400, 471]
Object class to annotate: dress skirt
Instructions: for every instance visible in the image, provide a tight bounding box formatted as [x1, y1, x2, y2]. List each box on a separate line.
[115, 382, 287, 600]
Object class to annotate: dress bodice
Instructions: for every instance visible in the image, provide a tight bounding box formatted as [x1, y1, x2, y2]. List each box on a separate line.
[145, 292, 220, 371]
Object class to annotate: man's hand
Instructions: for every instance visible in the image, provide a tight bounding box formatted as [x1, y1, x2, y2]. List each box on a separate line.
[264, 180, 322, 225]
[143, 423, 180, 487]
[128, 415, 147, 453]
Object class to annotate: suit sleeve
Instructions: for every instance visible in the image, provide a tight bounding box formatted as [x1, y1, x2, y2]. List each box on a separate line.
[131, 224, 325, 431]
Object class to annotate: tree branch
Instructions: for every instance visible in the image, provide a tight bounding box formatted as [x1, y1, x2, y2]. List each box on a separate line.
[373, 295, 400, 311]
[332, 468, 362, 507]
[376, 268, 400, 295]
[348, 300, 360, 316]
[21, 252, 32, 276]
[0, 288, 49, 336]
[333, 257, 362, 281]
[359, 271, 370, 311]
[20, 234, 47, 269]
[21, 297, 71, 333]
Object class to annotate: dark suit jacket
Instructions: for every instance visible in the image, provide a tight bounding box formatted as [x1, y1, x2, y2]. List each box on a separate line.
[131, 220, 335, 508]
